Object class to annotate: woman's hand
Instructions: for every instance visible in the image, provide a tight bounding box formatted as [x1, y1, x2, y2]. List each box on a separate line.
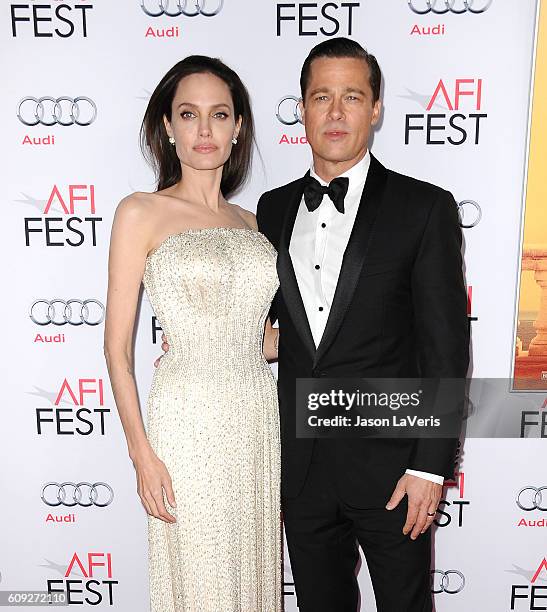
[263, 318, 279, 362]
[132, 448, 177, 523]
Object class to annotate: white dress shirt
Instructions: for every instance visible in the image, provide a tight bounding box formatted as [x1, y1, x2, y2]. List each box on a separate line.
[288, 150, 444, 486]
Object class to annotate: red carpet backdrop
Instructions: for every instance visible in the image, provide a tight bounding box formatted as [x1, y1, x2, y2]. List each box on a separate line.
[1, 1, 545, 610]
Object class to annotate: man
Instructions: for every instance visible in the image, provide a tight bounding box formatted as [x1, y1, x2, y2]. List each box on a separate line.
[159, 37, 469, 611]
[255, 38, 469, 611]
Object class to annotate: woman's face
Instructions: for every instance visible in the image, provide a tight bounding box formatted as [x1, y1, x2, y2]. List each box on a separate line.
[163, 72, 241, 172]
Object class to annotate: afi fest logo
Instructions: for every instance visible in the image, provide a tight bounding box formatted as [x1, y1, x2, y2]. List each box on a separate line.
[434, 471, 470, 528]
[276, 2, 360, 36]
[467, 286, 478, 334]
[520, 397, 547, 438]
[509, 558, 547, 610]
[34, 378, 110, 436]
[10, 3, 93, 38]
[21, 184, 102, 247]
[403, 78, 487, 145]
[46, 552, 118, 605]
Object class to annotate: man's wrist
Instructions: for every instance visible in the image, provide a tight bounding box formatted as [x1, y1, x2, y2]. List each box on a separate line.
[405, 468, 444, 485]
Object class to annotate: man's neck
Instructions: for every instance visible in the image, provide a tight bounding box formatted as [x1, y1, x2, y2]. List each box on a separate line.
[312, 149, 368, 183]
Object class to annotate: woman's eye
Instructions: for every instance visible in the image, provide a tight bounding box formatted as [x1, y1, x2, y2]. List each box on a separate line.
[214, 112, 228, 119]
[180, 111, 195, 119]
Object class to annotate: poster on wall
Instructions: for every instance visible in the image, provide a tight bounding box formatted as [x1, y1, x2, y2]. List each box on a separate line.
[513, 0, 547, 390]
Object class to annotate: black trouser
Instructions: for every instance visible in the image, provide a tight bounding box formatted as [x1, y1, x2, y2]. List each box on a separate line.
[282, 439, 432, 612]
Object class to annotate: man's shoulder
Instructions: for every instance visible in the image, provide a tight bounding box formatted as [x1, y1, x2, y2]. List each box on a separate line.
[384, 165, 449, 201]
[259, 175, 305, 203]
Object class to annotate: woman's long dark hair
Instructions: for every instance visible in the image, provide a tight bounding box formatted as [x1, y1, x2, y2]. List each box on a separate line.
[140, 55, 255, 199]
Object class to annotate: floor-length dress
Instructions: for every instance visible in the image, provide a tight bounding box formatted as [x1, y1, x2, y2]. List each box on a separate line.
[142, 226, 282, 612]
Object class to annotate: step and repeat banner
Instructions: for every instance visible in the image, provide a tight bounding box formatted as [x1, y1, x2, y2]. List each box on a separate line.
[1, 1, 546, 610]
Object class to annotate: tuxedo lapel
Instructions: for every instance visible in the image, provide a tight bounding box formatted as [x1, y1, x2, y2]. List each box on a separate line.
[276, 171, 316, 361]
[313, 154, 388, 367]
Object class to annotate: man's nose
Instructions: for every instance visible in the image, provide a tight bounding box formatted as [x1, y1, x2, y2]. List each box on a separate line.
[328, 98, 345, 120]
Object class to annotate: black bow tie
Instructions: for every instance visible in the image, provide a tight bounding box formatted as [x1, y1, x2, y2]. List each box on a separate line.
[303, 175, 349, 214]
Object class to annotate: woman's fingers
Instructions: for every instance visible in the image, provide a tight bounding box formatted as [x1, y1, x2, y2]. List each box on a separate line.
[135, 459, 177, 523]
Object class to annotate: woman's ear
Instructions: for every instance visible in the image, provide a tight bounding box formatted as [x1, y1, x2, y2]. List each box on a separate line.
[163, 114, 173, 139]
[234, 115, 243, 141]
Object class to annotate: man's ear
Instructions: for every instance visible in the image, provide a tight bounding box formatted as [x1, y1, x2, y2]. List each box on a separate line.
[163, 114, 173, 139]
[298, 98, 305, 125]
[371, 99, 382, 127]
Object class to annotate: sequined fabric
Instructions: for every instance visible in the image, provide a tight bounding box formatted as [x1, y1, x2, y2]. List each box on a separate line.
[142, 227, 281, 612]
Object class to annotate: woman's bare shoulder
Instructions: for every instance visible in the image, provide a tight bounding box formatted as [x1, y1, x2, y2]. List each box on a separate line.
[115, 191, 159, 222]
[230, 202, 258, 230]
[111, 192, 162, 242]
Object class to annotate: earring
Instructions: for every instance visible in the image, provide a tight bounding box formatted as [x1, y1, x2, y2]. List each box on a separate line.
[169, 136, 175, 145]
[232, 137, 238, 145]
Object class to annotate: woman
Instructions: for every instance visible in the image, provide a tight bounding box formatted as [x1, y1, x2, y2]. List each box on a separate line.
[103, 55, 281, 611]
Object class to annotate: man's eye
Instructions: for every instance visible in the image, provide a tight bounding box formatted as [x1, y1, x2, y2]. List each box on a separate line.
[315, 96, 328, 102]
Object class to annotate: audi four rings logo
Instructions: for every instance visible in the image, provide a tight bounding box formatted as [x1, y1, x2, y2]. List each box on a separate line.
[517, 486, 547, 511]
[457, 200, 481, 228]
[140, 0, 224, 16]
[276, 96, 303, 126]
[430, 570, 465, 594]
[408, 0, 493, 13]
[17, 97, 97, 127]
[30, 299, 105, 326]
[42, 482, 114, 507]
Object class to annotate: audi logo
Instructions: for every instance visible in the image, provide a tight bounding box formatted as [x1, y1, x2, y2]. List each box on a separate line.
[408, 0, 493, 14]
[276, 95, 303, 126]
[41, 482, 114, 507]
[30, 299, 105, 327]
[17, 96, 97, 127]
[516, 486, 547, 511]
[140, 0, 223, 17]
[430, 569, 465, 594]
[457, 200, 481, 228]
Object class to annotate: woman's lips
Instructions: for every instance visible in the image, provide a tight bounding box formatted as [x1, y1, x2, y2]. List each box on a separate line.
[193, 144, 218, 153]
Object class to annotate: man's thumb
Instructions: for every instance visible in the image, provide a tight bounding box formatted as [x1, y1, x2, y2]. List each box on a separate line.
[385, 484, 405, 510]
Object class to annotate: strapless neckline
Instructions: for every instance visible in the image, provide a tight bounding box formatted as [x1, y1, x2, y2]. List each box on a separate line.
[146, 226, 266, 261]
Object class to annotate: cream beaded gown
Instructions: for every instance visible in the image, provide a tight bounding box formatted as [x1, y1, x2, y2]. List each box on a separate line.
[142, 227, 282, 612]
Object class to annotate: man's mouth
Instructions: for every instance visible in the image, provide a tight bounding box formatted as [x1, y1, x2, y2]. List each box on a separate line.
[324, 130, 349, 140]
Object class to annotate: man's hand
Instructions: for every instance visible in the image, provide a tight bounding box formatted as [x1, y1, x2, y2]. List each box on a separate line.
[385, 474, 442, 539]
[153, 333, 170, 367]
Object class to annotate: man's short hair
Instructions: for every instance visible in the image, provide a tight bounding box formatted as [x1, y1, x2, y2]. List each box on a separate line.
[300, 37, 382, 104]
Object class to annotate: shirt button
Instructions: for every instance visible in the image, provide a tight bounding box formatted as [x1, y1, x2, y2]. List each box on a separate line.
[319, 306, 324, 312]
[321, 223, 326, 228]
[315, 265, 320, 270]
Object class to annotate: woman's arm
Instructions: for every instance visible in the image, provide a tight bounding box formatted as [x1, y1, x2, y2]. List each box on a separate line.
[103, 195, 176, 522]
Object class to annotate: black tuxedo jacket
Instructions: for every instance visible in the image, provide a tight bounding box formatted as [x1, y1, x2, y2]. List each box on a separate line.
[256, 154, 470, 507]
